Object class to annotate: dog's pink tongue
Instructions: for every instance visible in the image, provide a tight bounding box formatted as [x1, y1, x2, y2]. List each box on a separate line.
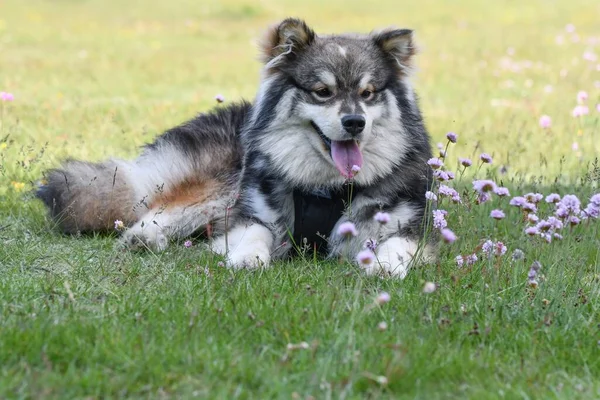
[331, 140, 363, 178]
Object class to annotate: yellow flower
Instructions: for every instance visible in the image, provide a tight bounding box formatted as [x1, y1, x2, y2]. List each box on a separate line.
[0, 142, 7, 150]
[11, 181, 25, 191]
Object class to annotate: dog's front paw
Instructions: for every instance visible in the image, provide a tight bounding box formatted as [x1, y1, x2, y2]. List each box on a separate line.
[118, 221, 168, 252]
[368, 237, 419, 279]
[209, 223, 274, 269]
[227, 244, 271, 270]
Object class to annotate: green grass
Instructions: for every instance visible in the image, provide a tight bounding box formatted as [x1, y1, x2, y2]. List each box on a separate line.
[1, 0, 600, 398]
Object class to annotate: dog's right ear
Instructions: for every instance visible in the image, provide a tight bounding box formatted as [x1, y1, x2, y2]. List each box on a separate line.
[259, 18, 315, 67]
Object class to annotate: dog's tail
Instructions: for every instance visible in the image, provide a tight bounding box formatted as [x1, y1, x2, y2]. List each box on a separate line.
[36, 159, 142, 233]
[37, 101, 251, 234]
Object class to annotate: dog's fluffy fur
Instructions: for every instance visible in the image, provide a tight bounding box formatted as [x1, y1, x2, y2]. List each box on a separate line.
[37, 18, 437, 278]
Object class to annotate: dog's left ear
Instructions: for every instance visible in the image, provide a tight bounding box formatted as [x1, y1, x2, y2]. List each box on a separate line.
[371, 28, 416, 73]
[259, 18, 316, 67]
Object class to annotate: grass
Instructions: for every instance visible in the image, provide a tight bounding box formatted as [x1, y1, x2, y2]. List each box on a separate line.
[1, 0, 600, 398]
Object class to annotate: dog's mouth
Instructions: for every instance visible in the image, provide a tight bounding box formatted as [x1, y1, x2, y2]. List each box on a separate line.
[310, 121, 363, 179]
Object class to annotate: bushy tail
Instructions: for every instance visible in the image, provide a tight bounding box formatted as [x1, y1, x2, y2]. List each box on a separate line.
[36, 159, 139, 234]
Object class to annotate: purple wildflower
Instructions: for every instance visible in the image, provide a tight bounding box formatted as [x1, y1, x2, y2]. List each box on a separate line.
[528, 261, 541, 287]
[337, 222, 358, 237]
[0, 92, 14, 102]
[364, 238, 378, 252]
[577, 90, 588, 103]
[557, 195, 581, 216]
[184, 240, 192, 248]
[438, 184, 458, 198]
[376, 292, 391, 305]
[356, 250, 375, 266]
[215, 94, 225, 103]
[480, 153, 493, 164]
[545, 193, 561, 204]
[466, 253, 478, 265]
[446, 132, 458, 143]
[583, 203, 599, 219]
[425, 191, 437, 201]
[527, 214, 539, 224]
[494, 187, 510, 197]
[433, 170, 450, 181]
[509, 196, 527, 207]
[427, 158, 444, 170]
[572, 105, 589, 117]
[455, 255, 464, 267]
[525, 226, 539, 236]
[446, 171, 455, 180]
[477, 192, 492, 204]
[524, 193, 544, 203]
[490, 209, 505, 220]
[522, 202, 537, 213]
[539, 115, 552, 129]
[441, 228, 457, 244]
[374, 212, 391, 224]
[481, 240, 494, 255]
[473, 180, 497, 193]
[494, 241, 507, 256]
[459, 157, 473, 167]
[432, 209, 448, 230]
[590, 194, 600, 206]
[114, 220, 124, 230]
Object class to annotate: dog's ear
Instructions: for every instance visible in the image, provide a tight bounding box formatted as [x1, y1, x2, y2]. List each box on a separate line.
[259, 18, 315, 67]
[371, 28, 416, 74]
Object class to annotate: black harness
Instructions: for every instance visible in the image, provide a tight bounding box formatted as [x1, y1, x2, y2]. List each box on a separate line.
[292, 185, 356, 254]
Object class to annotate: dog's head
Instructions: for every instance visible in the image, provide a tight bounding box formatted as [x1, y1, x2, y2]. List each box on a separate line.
[249, 18, 424, 188]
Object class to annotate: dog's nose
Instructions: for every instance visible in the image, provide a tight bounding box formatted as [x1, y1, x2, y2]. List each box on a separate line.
[341, 115, 366, 136]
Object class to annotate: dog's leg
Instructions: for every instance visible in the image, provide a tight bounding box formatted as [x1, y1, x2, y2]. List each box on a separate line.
[118, 181, 234, 251]
[210, 165, 294, 269]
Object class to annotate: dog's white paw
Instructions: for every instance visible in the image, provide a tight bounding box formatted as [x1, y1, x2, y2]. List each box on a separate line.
[119, 221, 168, 252]
[367, 237, 419, 279]
[210, 223, 274, 270]
[227, 243, 271, 269]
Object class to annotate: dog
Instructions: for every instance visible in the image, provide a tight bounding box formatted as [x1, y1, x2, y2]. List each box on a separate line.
[37, 18, 437, 278]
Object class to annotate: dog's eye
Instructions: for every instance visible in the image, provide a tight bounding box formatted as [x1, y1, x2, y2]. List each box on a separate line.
[360, 89, 374, 101]
[313, 87, 333, 99]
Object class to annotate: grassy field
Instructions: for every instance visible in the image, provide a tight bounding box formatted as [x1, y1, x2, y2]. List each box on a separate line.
[1, 0, 600, 398]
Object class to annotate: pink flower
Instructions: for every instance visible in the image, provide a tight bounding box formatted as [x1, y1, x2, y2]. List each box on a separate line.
[577, 90, 588, 103]
[473, 180, 497, 193]
[376, 292, 391, 305]
[425, 191, 437, 201]
[446, 132, 457, 143]
[114, 220, 124, 230]
[184, 240, 192, 248]
[477, 192, 492, 205]
[522, 202, 537, 213]
[459, 157, 472, 167]
[524, 193, 543, 204]
[545, 193, 561, 204]
[215, 94, 225, 103]
[337, 222, 358, 237]
[0, 92, 14, 102]
[466, 254, 478, 265]
[351, 165, 361, 174]
[525, 226, 539, 236]
[427, 158, 444, 169]
[494, 241, 507, 256]
[455, 255, 464, 267]
[565, 24, 575, 33]
[356, 250, 375, 266]
[572, 105, 589, 117]
[539, 115, 552, 129]
[364, 238, 378, 251]
[527, 214, 539, 223]
[423, 282, 436, 294]
[433, 209, 448, 230]
[433, 170, 450, 181]
[374, 212, 391, 224]
[494, 187, 510, 197]
[509, 196, 527, 207]
[480, 153, 493, 164]
[441, 228, 457, 244]
[490, 209, 505, 220]
[597, 104, 600, 113]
